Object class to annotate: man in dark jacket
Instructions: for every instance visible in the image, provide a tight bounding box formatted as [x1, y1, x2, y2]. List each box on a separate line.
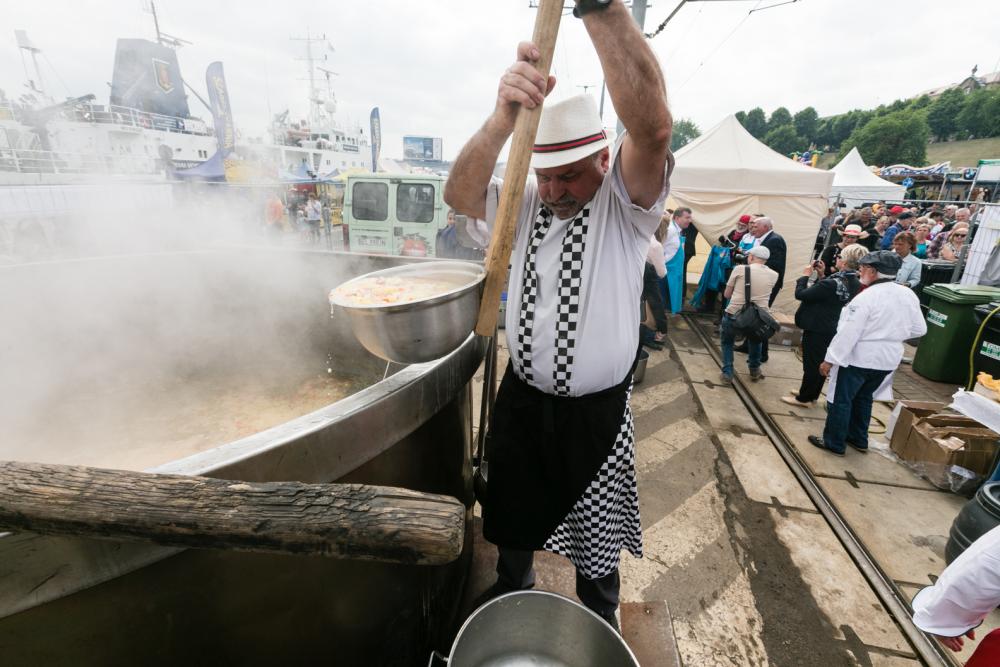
[880, 211, 915, 250]
[751, 216, 786, 306]
[781, 244, 866, 408]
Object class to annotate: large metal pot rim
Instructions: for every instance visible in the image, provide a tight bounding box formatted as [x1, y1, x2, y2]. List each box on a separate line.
[329, 260, 485, 313]
[448, 590, 640, 665]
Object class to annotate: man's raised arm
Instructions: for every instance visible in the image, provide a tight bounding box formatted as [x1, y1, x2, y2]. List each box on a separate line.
[581, 0, 672, 209]
[445, 42, 556, 221]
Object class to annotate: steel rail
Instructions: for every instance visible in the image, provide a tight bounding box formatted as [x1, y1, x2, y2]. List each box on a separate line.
[683, 313, 957, 667]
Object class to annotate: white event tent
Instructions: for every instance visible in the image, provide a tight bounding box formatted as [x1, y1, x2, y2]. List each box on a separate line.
[829, 147, 906, 209]
[669, 115, 834, 314]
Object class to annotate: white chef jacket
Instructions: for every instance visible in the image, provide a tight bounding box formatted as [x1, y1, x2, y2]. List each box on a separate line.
[662, 221, 681, 263]
[824, 281, 927, 371]
[912, 525, 1000, 636]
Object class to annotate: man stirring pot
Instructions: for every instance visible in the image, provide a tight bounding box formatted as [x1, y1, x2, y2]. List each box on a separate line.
[444, 0, 673, 630]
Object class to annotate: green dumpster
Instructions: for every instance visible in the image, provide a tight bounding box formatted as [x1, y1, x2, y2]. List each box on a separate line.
[913, 284, 1000, 384]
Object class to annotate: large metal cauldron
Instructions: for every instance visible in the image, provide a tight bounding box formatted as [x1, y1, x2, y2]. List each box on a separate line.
[0, 248, 483, 667]
[435, 592, 639, 667]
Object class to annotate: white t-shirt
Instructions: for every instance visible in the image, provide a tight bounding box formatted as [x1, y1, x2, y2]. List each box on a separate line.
[662, 221, 681, 263]
[485, 134, 671, 395]
[647, 236, 666, 278]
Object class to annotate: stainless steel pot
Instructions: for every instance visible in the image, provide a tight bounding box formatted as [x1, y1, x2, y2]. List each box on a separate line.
[329, 261, 486, 364]
[432, 591, 639, 666]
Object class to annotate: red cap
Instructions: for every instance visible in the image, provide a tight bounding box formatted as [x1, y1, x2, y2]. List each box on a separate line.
[739, 214, 753, 224]
[889, 205, 905, 215]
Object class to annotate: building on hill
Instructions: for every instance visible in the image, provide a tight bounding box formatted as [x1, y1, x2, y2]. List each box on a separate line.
[921, 66, 1000, 98]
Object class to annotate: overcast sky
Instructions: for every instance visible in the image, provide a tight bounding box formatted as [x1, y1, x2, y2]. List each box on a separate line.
[4, 0, 1000, 160]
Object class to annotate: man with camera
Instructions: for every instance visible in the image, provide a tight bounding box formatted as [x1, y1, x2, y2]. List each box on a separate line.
[808, 251, 926, 457]
[720, 245, 778, 383]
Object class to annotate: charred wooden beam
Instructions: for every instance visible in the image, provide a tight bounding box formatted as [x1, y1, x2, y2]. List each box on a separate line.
[0, 461, 465, 566]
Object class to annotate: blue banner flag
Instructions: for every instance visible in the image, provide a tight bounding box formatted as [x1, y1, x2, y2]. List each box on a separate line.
[370, 107, 381, 172]
[206, 62, 235, 156]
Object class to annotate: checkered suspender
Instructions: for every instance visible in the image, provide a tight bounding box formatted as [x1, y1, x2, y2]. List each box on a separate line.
[553, 207, 590, 396]
[514, 206, 554, 383]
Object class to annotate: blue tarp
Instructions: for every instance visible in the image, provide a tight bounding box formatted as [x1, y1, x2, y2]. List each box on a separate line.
[171, 151, 226, 181]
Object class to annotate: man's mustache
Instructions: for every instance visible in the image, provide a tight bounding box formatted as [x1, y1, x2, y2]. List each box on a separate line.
[544, 195, 579, 208]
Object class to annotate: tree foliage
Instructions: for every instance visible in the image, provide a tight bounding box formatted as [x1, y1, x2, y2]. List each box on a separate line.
[744, 107, 767, 139]
[670, 118, 702, 152]
[793, 106, 819, 144]
[926, 88, 966, 141]
[839, 110, 929, 166]
[956, 88, 1000, 139]
[763, 125, 805, 156]
[768, 107, 793, 131]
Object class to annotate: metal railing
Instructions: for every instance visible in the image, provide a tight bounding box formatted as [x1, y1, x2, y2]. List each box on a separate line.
[0, 148, 160, 176]
[0, 99, 212, 138]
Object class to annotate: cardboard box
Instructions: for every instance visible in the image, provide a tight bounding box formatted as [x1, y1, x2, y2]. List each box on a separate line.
[771, 312, 802, 348]
[899, 416, 1000, 490]
[889, 401, 948, 455]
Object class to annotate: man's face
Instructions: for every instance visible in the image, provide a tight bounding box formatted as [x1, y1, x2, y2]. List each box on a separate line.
[536, 149, 609, 220]
[750, 220, 768, 237]
[859, 264, 878, 285]
[957, 210, 970, 223]
[674, 210, 692, 229]
[900, 217, 912, 229]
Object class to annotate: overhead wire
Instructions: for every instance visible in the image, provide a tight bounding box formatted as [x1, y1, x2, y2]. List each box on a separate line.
[664, 4, 705, 63]
[676, 0, 763, 92]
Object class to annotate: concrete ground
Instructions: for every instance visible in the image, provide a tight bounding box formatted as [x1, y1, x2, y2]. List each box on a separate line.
[464, 318, 969, 666]
[688, 313, 1000, 666]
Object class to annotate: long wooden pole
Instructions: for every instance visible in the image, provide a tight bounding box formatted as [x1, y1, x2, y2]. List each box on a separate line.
[0, 461, 466, 566]
[474, 0, 564, 336]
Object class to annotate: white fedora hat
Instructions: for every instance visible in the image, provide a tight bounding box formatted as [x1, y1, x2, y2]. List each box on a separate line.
[530, 94, 609, 169]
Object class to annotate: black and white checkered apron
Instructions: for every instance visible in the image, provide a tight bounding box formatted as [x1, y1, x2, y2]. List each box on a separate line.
[514, 205, 643, 580]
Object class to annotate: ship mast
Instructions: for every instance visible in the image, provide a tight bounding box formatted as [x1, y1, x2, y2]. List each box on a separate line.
[14, 30, 51, 105]
[291, 31, 336, 131]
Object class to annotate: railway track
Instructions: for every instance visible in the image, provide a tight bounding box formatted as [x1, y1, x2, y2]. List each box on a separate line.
[683, 313, 957, 667]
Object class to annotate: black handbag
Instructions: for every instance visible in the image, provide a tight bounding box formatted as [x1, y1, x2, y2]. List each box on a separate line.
[732, 265, 780, 342]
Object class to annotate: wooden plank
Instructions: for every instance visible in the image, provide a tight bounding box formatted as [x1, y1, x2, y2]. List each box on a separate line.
[0, 461, 465, 566]
[474, 0, 563, 335]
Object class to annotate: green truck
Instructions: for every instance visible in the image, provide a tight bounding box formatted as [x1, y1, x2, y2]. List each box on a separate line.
[344, 174, 448, 257]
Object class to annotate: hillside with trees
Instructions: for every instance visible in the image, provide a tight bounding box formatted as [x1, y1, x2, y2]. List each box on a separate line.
[732, 86, 1000, 166]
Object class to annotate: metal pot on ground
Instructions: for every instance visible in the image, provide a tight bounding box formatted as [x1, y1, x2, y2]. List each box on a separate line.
[431, 591, 639, 667]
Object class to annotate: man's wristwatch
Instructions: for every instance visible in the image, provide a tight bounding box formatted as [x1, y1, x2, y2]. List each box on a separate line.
[573, 0, 613, 18]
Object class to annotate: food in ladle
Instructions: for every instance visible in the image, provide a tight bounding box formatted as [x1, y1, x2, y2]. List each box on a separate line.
[331, 275, 461, 306]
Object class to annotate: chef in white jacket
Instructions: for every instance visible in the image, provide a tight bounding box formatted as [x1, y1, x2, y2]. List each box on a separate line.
[808, 251, 927, 456]
[912, 525, 1000, 663]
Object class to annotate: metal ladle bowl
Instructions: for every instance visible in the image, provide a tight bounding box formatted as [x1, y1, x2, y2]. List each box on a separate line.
[329, 260, 486, 364]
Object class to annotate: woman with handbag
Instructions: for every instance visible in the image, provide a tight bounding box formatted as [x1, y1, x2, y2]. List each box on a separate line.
[781, 244, 866, 408]
[719, 246, 778, 384]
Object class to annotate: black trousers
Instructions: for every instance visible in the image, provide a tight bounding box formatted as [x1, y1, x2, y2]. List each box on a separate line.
[496, 547, 620, 618]
[796, 330, 835, 402]
[642, 263, 668, 334]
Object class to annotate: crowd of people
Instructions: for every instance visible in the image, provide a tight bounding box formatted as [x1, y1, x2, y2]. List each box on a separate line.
[819, 202, 977, 264]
